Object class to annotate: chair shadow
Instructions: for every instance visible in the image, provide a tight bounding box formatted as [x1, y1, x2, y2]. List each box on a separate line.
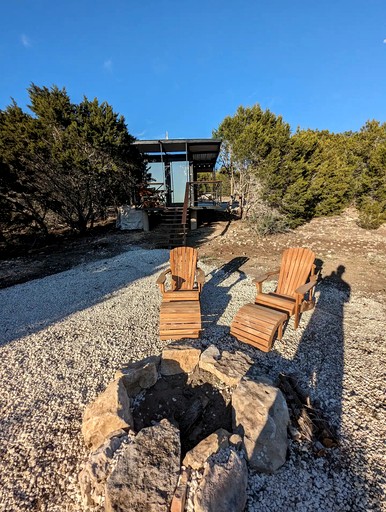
[200, 257, 250, 339]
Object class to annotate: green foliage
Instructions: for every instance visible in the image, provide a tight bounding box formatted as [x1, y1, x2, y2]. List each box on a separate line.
[357, 198, 386, 229]
[215, 168, 231, 196]
[0, 84, 145, 235]
[348, 120, 386, 229]
[279, 130, 356, 224]
[196, 172, 213, 195]
[213, 104, 291, 218]
[214, 105, 385, 229]
[213, 104, 290, 172]
[353, 120, 386, 199]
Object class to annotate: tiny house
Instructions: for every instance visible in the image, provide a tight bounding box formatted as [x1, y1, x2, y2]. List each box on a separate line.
[133, 138, 222, 207]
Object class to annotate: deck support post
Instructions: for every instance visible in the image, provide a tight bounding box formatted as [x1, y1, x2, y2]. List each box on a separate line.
[142, 210, 150, 231]
[190, 210, 198, 230]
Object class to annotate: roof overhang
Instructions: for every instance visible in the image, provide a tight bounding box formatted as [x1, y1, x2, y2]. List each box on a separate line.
[133, 138, 222, 168]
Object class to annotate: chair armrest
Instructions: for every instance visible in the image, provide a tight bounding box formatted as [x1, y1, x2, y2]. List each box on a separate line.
[254, 269, 280, 285]
[254, 269, 280, 294]
[196, 267, 205, 285]
[156, 268, 171, 286]
[295, 276, 317, 296]
[196, 267, 205, 292]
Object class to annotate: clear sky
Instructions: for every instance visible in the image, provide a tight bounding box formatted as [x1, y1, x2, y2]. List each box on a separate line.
[1, 0, 386, 139]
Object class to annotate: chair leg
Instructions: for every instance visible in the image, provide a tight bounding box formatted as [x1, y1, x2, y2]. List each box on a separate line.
[294, 309, 300, 329]
[278, 323, 283, 340]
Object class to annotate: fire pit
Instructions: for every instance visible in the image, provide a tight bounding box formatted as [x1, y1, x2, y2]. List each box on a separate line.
[79, 342, 290, 511]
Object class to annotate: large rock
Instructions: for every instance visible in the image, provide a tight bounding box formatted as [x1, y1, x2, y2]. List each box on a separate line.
[183, 428, 230, 470]
[105, 419, 181, 512]
[82, 379, 133, 451]
[199, 345, 253, 387]
[160, 342, 201, 375]
[116, 355, 160, 396]
[232, 376, 289, 472]
[193, 450, 248, 512]
[78, 430, 128, 507]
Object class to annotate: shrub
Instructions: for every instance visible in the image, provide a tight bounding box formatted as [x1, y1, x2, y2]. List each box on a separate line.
[357, 198, 386, 230]
[248, 208, 290, 236]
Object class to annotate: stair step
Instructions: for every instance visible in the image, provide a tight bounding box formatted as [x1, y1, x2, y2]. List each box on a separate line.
[153, 206, 188, 248]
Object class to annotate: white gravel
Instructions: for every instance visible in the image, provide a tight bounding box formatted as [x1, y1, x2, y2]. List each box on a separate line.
[0, 247, 385, 511]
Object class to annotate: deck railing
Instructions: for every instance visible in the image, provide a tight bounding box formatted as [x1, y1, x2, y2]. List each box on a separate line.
[181, 181, 222, 225]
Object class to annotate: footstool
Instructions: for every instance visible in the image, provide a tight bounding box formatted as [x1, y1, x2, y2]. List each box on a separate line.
[230, 304, 287, 352]
[159, 301, 202, 341]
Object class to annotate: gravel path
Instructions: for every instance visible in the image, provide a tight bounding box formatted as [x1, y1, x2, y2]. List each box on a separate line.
[0, 248, 385, 511]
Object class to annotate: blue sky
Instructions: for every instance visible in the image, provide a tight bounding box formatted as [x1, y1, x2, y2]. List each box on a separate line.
[1, 0, 386, 139]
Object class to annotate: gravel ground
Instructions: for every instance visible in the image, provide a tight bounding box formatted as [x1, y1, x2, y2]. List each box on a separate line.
[0, 247, 385, 511]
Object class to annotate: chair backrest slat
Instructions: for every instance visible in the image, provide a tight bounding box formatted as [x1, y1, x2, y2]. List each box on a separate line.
[277, 247, 316, 297]
[170, 247, 198, 291]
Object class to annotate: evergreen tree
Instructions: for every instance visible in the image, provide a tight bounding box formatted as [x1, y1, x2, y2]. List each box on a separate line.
[213, 104, 290, 218]
[214, 104, 385, 230]
[0, 84, 145, 234]
[352, 120, 386, 228]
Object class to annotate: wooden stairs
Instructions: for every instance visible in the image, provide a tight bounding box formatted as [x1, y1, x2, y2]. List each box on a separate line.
[153, 183, 191, 248]
[156, 207, 188, 248]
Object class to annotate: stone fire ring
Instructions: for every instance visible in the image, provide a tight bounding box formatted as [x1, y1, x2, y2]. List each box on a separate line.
[79, 342, 290, 512]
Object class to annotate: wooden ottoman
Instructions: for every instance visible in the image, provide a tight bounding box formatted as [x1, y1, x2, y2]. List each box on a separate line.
[230, 304, 288, 352]
[159, 301, 202, 341]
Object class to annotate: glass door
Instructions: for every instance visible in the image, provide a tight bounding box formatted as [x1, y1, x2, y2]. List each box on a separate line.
[171, 161, 189, 204]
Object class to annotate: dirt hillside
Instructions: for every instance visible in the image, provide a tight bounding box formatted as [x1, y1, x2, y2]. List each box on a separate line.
[1, 209, 385, 297]
[191, 208, 386, 298]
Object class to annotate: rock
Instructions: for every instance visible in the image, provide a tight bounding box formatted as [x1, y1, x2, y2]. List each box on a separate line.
[160, 342, 201, 375]
[78, 431, 128, 507]
[82, 379, 133, 451]
[229, 434, 243, 450]
[183, 428, 230, 470]
[199, 346, 253, 387]
[116, 355, 160, 396]
[232, 376, 289, 472]
[289, 425, 301, 441]
[200, 344, 220, 364]
[193, 450, 248, 512]
[105, 419, 181, 512]
[322, 437, 336, 448]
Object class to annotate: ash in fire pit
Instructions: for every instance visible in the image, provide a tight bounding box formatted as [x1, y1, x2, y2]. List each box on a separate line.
[133, 367, 232, 456]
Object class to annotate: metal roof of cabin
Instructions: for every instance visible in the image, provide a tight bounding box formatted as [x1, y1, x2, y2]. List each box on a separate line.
[133, 138, 222, 164]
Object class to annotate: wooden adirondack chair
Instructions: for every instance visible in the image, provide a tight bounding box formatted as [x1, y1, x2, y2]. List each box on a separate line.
[156, 246, 205, 302]
[230, 247, 317, 351]
[157, 247, 205, 340]
[254, 247, 317, 329]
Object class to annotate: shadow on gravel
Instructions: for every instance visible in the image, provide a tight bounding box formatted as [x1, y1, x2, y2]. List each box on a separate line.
[292, 265, 349, 434]
[211, 260, 383, 510]
[0, 249, 168, 346]
[292, 266, 382, 510]
[201, 257, 249, 335]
